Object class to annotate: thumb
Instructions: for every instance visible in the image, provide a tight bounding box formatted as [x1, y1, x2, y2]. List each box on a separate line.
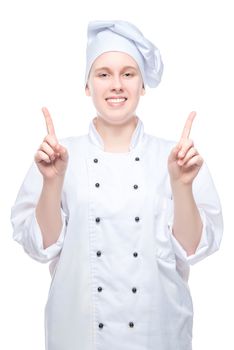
[168, 143, 182, 163]
[55, 144, 69, 162]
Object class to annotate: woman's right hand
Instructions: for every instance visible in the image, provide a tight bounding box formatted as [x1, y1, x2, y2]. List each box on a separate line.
[34, 107, 69, 180]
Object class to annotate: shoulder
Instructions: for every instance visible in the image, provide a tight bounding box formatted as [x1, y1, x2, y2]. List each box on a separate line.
[58, 135, 86, 147]
[144, 132, 177, 156]
[57, 135, 88, 154]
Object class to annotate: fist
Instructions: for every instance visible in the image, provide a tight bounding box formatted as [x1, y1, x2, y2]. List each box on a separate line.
[34, 107, 69, 180]
[168, 111, 203, 186]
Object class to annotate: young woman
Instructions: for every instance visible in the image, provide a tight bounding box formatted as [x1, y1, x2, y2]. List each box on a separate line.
[11, 20, 223, 350]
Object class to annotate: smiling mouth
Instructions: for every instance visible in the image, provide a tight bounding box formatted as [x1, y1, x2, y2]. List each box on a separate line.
[105, 97, 128, 106]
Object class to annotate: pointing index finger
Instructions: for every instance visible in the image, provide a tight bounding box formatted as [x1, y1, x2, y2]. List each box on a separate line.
[42, 107, 57, 140]
[180, 111, 196, 141]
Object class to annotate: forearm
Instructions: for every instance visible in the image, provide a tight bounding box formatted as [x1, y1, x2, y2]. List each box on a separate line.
[36, 177, 64, 249]
[171, 183, 203, 256]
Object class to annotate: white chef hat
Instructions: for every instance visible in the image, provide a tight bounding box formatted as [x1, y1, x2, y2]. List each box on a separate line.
[84, 20, 163, 88]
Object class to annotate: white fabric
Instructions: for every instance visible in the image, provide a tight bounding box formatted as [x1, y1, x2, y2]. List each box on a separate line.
[85, 20, 164, 88]
[11, 117, 223, 350]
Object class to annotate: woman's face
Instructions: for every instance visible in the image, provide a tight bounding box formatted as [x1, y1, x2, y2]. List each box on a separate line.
[85, 51, 145, 124]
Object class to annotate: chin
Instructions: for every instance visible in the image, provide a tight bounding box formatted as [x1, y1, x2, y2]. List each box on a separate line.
[103, 115, 136, 125]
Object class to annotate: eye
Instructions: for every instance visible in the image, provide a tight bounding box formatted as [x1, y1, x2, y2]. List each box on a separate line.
[124, 72, 133, 77]
[98, 73, 108, 78]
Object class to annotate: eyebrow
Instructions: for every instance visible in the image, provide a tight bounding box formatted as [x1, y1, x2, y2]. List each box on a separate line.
[94, 66, 138, 73]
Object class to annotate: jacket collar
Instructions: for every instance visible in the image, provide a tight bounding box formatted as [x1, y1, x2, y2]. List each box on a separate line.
[88, 116, 144, 151]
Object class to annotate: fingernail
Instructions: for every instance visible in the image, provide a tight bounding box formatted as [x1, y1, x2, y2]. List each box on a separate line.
[179, 151, 183, 157]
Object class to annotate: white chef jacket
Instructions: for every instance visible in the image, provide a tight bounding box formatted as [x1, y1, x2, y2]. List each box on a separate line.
[11, 116, 223, 350]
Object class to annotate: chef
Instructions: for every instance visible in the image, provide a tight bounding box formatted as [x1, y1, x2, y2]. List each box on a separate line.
[10, 20, 223, 350]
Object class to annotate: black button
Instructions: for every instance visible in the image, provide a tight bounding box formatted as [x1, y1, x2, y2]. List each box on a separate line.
[129, 322, 134, 328]
[95, 183, 100, 187]
[133, 252, 138, 257]
[99, 323, 104, 329]
[135, 157, 140, 161]
[135, 216, 140, 222]
[132, 287, 137, 293]
[94, 158, 98, 163]
[96, 217, 100, 223]
[96, 251, 102, 257]
[133, 184, 138, 189]
[97, 286, 102, 292]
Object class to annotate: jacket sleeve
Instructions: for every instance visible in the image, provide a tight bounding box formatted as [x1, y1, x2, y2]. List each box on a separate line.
[10, 160, 68, 263]
[167, 161, 223, 265]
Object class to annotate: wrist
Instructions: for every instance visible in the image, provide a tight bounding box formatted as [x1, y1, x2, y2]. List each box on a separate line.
[43, 175, 65, 188]
[170, 180, 193, 196]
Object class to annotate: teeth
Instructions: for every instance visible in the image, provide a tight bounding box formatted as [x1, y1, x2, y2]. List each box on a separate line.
[107, 98, 126, 103]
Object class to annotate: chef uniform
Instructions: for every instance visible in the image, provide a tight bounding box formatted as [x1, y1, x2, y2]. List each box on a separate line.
[10, 20, 223, 350]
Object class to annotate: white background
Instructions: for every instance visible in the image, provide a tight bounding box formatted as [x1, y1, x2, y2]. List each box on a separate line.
[0, 0, 233, 349]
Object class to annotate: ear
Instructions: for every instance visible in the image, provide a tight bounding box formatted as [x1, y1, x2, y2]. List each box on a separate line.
[85, 83, 91, 96]
[141, 85, 146, 96]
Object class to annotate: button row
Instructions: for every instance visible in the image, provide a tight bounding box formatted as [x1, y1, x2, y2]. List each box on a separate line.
[95, 183, 139, 189]
[97, 286, 137, 293]
[96, 251, 138, 258]
[95, 216, 140, 223]
[93, 157, 140, 163]
[98, 322, 135, 329]
[93, 156, 140, 333]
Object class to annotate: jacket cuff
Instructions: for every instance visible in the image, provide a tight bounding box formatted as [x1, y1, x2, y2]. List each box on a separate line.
[168, 208, 214, 265]
[22, 208, 67, 263]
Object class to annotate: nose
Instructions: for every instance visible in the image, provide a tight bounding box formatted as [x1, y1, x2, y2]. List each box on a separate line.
[110, 74, 123, 92]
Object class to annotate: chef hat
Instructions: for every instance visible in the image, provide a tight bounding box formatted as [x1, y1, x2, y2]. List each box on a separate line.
[85, 20, 163, 88]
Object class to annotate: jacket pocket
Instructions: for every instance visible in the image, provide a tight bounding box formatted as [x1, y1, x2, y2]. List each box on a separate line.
[154, 194, 176, 262]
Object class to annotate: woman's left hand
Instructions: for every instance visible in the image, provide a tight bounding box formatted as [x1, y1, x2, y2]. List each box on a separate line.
[168, 111, 204, 186]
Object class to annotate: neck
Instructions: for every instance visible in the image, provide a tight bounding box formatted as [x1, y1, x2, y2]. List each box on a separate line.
[94, 116, 138, 152]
